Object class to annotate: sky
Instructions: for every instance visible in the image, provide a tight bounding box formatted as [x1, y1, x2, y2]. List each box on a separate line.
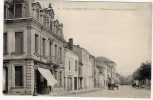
[34, 0, 152, 77]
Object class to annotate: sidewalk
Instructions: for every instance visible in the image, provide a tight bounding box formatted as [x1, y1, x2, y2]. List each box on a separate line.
[39, 87, 101, 96]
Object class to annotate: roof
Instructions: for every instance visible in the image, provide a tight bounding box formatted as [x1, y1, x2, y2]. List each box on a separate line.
[95, 57, 115, 64]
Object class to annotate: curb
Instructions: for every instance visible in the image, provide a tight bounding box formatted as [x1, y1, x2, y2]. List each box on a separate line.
[55, 88, 101, 96]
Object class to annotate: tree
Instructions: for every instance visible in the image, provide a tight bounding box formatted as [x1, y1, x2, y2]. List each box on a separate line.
[132, 61, 151, 80]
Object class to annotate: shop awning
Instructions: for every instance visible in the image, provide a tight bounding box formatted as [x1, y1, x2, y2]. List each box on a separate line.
[38, 68, 58, 86]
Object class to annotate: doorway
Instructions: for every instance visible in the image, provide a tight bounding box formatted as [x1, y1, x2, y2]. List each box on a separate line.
[3, 67, 8, 93]
[74, 77, 77, 90]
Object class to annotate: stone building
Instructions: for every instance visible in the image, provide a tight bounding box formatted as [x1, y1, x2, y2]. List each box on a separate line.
[64, 39, 79, 91]
[3, 0, 66, 95]
[96, 57, 116, 85]
[95, 58, 107, 88]
[73, 45, 94, 89]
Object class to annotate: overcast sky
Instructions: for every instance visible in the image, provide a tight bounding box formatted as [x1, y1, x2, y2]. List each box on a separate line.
[35, 0, 152, 77]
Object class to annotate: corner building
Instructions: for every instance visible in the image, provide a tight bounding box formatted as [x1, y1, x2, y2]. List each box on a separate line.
[3, 0, 66, 95]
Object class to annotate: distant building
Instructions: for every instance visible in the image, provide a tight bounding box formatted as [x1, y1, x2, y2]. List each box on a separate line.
[96, 57, 116, 85]
[95, 58, 107, 88]
[116, 73, 120, 84]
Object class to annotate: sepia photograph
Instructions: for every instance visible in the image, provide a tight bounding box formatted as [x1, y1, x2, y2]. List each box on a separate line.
[2, 0, 152, 99]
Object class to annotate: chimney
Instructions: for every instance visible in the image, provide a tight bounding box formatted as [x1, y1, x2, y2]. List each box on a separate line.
[69, 38, 73, 50]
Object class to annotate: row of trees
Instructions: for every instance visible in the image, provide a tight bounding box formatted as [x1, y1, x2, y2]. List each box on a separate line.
[132, 61, 151, 80]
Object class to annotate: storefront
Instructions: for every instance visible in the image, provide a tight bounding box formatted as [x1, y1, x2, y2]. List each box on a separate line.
[36, 68, 58, 94]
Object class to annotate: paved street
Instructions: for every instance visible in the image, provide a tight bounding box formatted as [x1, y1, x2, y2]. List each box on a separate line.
[58, 85, 151, 98]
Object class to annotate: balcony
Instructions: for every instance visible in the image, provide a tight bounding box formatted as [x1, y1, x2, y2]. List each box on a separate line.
[47, 56, 63, 66]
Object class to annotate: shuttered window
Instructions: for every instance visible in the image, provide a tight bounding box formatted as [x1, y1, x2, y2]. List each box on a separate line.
[36, 9, 39, 21]
[3, 33, 7, 53]
[69, 60, 70, 70]
[15, 4, 22, 18]
[75, 60, 77, 71]
[50, 21, 52, 30]
[59, 47, 62, 62]
[15, 32, 23, 53]
[60, 72, 62, 86]
[42, 38, 46, 56]
[55, 45, 57, 58]
[49, 42, 52, 57]
[4, 5, 6, 19]
[43, 15, 46, 26]
[35, 34, 38, 54]
[15, 66, 23, 86]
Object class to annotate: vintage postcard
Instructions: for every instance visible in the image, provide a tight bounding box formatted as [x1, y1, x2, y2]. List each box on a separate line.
[2, 0, 152, 99]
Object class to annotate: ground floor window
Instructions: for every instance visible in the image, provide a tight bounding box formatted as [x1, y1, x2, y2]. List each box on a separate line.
[15, 66, 23, 86]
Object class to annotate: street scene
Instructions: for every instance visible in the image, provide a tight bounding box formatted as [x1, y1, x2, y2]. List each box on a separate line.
[59, 85, 151, 98]
[2, 0, 151, 99]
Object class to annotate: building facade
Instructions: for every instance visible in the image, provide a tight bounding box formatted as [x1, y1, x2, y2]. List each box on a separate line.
[64, 39, 79, 91]
[73, 45, 94, 89]
[3, 0, 66, 95]
[96, 57, 116, 85]
[95, 59, 107, 88]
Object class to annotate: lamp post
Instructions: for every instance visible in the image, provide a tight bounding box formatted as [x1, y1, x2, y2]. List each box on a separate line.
[33, 65, 38, 96]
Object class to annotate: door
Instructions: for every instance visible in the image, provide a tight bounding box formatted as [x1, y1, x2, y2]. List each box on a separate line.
[68, 77, 72, 90]
[74, 77, 77, 90]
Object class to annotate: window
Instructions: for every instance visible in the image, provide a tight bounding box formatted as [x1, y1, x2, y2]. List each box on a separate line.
[60, 72, 62, 86]
[42, 38, 46, 56]
[55, 45, 57, 58]
[4, 5, 6, 19]
[84, 54, 86, 61]
[50, 70, 52, 74]
[35, 34, 38, 54]
[59, 47, 62, 62]
[15, 4, 22, 18]
[15, 66, 23, 86]
[15, 32, 23, 53]
[43, 15, 46, 26]
[69, 60, 70, 70]
[55, 71, 57, 79]
[50, 21, 52, 30]
[75, 60, 77, 71]
[49, 42, 52, 57]
[36, 9, 39, 21]
[3, 33, 7, 53]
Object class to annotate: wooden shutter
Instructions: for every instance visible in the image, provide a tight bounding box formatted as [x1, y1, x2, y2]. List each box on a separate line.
[15, 32, 23, 53]
[3, 33, 7, 53]
[15, 4, 22, 18]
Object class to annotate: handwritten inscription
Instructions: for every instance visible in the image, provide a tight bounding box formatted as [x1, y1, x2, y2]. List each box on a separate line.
[58, 7, 136, 11]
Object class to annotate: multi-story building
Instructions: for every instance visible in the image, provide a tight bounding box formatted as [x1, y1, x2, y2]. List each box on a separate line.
[64, 39, 79, 91]
[89, 55, 95, 88]
[95, 58, 107, 88]
[116, 73, 120, 84]
[96, 57, 116, 85]
[73, 45, 94, 89]
[3, 0, 66, 95]
[94, 66, 100, 88]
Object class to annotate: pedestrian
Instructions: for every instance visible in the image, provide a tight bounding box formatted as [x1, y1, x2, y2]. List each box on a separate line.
[108, 83, 111, 90]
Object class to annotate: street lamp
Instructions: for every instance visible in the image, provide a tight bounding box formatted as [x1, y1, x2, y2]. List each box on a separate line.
[33, 64, 38, 96]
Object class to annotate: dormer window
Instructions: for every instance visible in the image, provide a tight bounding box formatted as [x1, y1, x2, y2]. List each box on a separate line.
[50, 21, 52, 30]
[15, 4, 22, 18]
[43, 15, 46, 26]
[36, 9, 39, 21]
[4, 0, 25, 19]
